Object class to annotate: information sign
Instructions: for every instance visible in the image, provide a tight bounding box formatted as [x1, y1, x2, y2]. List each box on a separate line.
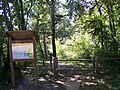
[12, 43, 34, 59]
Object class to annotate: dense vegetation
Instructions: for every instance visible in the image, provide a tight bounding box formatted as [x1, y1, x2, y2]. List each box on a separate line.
[0, 0, 120, 89]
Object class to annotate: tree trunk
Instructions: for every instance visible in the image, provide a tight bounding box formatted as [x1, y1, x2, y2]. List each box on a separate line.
[95, 0, 104, 55]
[2, 1, 13, 31]
[51, 0, 56, 57]
[106, 2, 117, 56]
[2, 1, 13, 72]
[14, 0, 21, 30]
[36, 17, 45, 66]
[0, 43, 2, 64]
[38, 39, 45, 66]
[19, 0, 26, 30]
[43, 32, 48, 60]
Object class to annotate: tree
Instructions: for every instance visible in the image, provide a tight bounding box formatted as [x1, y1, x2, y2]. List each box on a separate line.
[14, 0, 26, 30]
[19, 0, 26, 30]
[51, 0, 56, 57]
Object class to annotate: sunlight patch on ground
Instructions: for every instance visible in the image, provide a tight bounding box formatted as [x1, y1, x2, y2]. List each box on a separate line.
[82, 82, 97, 86]
[55, 80, 65, 85]
[38, 77, 46, 82]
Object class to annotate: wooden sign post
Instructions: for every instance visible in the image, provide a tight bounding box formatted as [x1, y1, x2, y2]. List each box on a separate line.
[6, 31, 38, 87]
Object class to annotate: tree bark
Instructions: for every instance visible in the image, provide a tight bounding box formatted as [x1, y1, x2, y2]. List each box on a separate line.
[51, 0, 56, 57]
[19, 0, 27, 30]
[2, 1, 13, 72]
[2, 1, 13, 31]
[43, 32, 48, 60]
[0, 42, 2, 64]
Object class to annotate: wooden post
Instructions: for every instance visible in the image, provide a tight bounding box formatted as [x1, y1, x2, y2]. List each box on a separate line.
[50, 59, 52, 71]
[53, 57, 58, 77]
[33, 37, 37, 86]
[95, 57, 99, 74]
[50, 53, 52, 71]
[34, 61, 37, 86]
[93, 59, 95, 74]
[10, 62, 15, 87]
[9, 36, 15, 87]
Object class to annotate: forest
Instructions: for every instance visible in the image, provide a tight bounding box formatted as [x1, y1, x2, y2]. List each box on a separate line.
[0, 0, 120, 90]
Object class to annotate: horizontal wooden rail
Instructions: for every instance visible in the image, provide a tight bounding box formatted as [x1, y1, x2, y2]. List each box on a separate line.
[58, 59, 96, 62]
[99, 58, 120, 61]
[37, 58, 120, 61]
[37, 59, 96, 62]
[58, 68, 96, 71]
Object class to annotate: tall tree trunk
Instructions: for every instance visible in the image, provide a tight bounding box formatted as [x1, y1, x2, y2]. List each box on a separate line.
[106, 2, 117, 56]
[19, 0, 26, 30]
[2, 1, 13, 31]
[43, 32, 48, 60]
[36, 16, 45, 66]
[43, 32, 47, 66]
[95, 0, 104, 55]
[39, 39, 45, 66]
[0, 42, 2, 64]
[51, 0, 56, 57]
[14, 0, 21, 29]
[2, 1, 13, 70]
[95, 0, 105, 55]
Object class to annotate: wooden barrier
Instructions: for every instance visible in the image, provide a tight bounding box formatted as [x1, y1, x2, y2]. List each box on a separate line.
[52, 58, 99, 76]
[36, 57, 120, 78]
[53, 57, 58, 77]
[41, 57, 120, 77]
[37, 57, 120, 78]
[94, 57, 99, 74]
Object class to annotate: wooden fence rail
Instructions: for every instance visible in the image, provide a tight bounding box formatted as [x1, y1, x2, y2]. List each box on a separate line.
[52, 57, 100, 77]
[37, 57, 120, 77]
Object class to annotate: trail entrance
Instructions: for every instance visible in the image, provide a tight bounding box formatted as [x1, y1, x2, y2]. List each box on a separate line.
[9, 58, 119, 90]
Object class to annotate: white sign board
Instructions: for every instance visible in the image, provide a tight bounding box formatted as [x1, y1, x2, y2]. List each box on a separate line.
[12, 43, 34, 59]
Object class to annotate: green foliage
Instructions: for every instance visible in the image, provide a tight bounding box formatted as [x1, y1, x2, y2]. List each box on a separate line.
[0, 0, 120, 89]
[100, 62, 120, 90]
[72, 32, 95, 59]
[56, 32, 95, 59]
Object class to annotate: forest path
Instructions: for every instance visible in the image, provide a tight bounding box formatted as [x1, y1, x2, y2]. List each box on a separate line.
[12, 64, 110, 90]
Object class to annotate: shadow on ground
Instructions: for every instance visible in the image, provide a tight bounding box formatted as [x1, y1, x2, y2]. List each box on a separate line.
[14, 75, 110, 90]
[13, 65, 111, 90]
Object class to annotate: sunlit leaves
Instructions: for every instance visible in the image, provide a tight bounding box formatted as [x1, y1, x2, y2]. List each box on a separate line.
[56, 32, 95, 59]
